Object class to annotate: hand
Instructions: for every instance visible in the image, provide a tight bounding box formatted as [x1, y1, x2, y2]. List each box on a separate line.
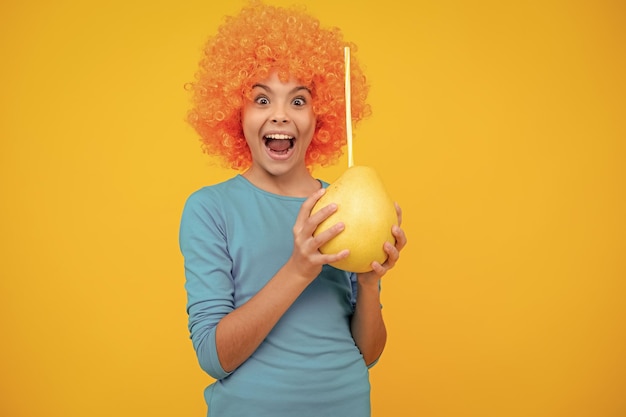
[289, 188, 350, 281]
[358, 202, 407, 284]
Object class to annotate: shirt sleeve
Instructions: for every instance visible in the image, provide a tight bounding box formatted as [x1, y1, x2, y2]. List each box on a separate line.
[179, 189, 234, 380]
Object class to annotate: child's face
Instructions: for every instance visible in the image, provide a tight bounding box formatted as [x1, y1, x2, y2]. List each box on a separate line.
[242, 72, 316, 177]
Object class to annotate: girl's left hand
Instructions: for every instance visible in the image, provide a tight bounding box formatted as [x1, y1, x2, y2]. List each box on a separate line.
[357, 202, 407, 283]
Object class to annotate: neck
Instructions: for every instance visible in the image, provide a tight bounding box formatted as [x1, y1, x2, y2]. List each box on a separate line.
[242, 166, 320, 197]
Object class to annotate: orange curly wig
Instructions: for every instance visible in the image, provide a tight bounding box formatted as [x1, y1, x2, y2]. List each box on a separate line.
[186, 1, 371, 170]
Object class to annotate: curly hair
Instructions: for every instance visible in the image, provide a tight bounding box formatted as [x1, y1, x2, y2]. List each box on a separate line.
[186, 1, 371, 170]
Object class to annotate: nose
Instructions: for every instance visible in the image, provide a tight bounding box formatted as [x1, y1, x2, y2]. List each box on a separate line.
[270, 105, 289, 124]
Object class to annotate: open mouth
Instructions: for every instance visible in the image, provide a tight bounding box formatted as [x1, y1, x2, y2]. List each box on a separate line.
[264, 133, 295, 155]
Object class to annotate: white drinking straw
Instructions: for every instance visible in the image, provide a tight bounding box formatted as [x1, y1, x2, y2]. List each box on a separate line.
[344, 46, 354, 168]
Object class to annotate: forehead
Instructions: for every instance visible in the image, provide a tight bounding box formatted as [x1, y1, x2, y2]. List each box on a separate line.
[251, 72, 311, 93]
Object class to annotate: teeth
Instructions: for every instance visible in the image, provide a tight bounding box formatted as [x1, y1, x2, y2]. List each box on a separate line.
[264, 134, 294, 140]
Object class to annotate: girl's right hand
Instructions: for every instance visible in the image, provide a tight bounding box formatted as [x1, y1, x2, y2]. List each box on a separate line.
[289, 188, 350, 281]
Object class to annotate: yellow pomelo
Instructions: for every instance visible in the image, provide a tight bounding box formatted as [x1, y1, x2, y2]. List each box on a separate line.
[312, 165, 397, 273]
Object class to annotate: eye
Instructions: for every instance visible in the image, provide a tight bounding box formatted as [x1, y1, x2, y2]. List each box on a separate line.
[254, 95, 270, 105]
[292, 97, 306, 106]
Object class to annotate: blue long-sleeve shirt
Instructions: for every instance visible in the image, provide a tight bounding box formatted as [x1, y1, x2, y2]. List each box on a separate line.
[179, 175, 372, 416]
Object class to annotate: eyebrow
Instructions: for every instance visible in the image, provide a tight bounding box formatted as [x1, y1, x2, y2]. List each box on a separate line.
[251, 83, 312, 96]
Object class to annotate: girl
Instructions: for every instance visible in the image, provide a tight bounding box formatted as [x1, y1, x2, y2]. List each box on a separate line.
[180, 2, 407, 415]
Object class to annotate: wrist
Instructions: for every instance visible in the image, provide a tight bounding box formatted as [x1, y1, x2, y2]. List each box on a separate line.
[356, 276, 380, 291]
[283, 258, 319, 285]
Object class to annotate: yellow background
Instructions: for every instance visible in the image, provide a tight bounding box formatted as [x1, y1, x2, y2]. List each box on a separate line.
[1, 0, 624, 416]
